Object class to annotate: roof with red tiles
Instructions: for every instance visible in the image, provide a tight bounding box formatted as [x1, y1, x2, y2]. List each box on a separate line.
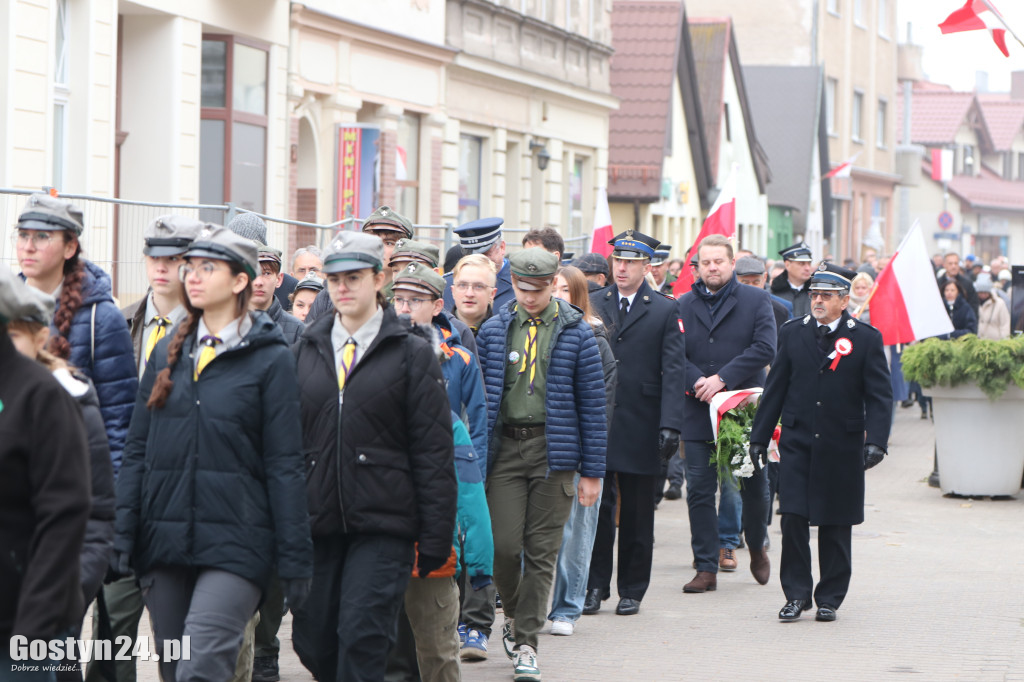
[923, 157, 1024, 212]
[977, 95, 1024, 150]
[896, 89, 994, 150]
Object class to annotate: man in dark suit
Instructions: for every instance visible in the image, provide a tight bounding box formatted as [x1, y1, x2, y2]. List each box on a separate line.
[442, 217, 515, 312]
[735, 255, 791, 332]
[650, 244, 674, 296]
[584, 230, 686, 616]
[770, 241, 815, 318]
[676, 235, 777, 593]
[750, 263, 891, 622]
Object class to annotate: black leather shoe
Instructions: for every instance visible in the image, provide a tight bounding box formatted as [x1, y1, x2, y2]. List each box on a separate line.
[615, 597, 641, 615]
[815, 605, 837, 621]
[663, 484, 682, 500]
[582, 588, 603, 615]
[778, 599, 811, 621]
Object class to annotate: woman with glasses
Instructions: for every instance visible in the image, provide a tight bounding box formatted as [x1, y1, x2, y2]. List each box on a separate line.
[15, 193, 138, 478]
[113, 225, 313, 682]
[291, 231, 456, 682]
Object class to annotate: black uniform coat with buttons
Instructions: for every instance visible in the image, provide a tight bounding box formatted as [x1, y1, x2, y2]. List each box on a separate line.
[676, 276, 777, 442]
[591, 280, 687, 475]
[750, 310, 892, 526]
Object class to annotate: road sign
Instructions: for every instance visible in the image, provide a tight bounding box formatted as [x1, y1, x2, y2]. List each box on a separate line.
[938, 211, 953, 230]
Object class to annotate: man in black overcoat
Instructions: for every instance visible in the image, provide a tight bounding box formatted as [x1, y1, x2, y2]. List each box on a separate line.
[584, 230, 686, 616]
[750, 262, 892, 622]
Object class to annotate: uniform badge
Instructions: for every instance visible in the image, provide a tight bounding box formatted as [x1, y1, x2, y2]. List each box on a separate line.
[508, 351, 520, 365]
[830, 337, 853, 371]
[817, 262, 828, 272]
[847, 318, 856, 329]
[405, 263, 418, 273]
[643, 295, 650, 302]
[803, 315, 811, 325]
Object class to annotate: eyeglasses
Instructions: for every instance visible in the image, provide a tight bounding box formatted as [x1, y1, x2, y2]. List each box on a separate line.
[179, 262, 227, 282]
[13, 230, 57, 249]
[294, 266, 321, 276]
[453, 282, 494, 293]
[392, 296, 432, 311]
[809, 291, 839, 300]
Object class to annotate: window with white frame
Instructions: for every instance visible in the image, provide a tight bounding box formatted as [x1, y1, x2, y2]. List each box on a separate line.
[459, 135, 482, 224]
[854, 0, 864, 26]
[395, 113, 420, 222]
[878, 0, 890, 37]
[52, 0, 70, 189]
[826, 78, 837, 135]
[852, 90, 864, 142]
[827, 0, 839, 15]
[876, 99, 887, 148]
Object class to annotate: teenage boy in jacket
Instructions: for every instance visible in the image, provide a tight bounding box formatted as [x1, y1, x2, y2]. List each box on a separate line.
[252, 243, 305, 346]
[476, 247, 607, 682]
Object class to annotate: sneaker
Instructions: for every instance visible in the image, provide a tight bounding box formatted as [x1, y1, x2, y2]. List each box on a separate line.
[502, 618, 516, 659]
[512, 645, 541, 682]
[251, 656, 280, 682]
[461, 628, 488, 661]
[458, 622, 467, 646]
[550, 620, 574, 636]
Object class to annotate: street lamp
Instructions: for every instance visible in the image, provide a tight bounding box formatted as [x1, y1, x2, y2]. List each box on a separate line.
[530, 140, 551, 171]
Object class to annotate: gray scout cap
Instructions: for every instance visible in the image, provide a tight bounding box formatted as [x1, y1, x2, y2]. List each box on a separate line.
[17, 193, 84, 236]
[293, 273, 325, 293]
[185, 224, 259, 278]
[227, 212, 268, 243]
[143, 215, 205, 257]
[322, 231, 385, 274]
[392, 261, 446, 298]
[255, 242, 283, 265]
[362, 205, 414, 239]
[509, 247, 558, 291]
[0, 266, 55, 325]
[390, 239, 440, 268]
[734, 256, 766, 277]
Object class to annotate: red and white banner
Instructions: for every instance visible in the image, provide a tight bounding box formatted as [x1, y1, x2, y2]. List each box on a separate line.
[931, 148, 954, 183]
[823, 153, 860, 180]
[709, 388, 762, 441]
[672, 167, 737, 297]
[590, 187, 614, 257]
[866, 221, 955, 345]
[938, 0, 1023, 57]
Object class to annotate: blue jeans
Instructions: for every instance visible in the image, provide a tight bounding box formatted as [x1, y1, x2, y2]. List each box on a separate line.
[718, 474, 742, 549]
[548, 474, 603, 623]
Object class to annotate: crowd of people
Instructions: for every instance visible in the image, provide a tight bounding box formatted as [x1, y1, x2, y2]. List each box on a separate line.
[1, 190, 1005, 682]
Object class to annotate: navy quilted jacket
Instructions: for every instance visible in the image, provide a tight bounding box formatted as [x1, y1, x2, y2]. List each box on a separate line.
[476, 298, 607, 478]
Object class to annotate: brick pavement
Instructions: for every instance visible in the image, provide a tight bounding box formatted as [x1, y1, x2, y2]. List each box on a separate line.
[96, 407, 1024, 681]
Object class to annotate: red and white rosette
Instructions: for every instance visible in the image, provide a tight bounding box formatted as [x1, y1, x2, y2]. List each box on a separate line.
[829, 337, 852, 371]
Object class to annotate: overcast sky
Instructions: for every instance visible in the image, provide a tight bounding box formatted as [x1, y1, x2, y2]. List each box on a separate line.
[898, 0, 1024, 92]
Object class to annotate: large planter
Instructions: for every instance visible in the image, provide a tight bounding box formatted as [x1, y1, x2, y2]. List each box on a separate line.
[929, 383, 1024, 496]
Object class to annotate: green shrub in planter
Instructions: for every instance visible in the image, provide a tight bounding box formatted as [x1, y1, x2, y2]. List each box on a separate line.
[901, 334, 1024, 400]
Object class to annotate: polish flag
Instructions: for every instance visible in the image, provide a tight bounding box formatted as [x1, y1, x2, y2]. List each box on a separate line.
[931, 148, 954, 182]
[866, 221, 954, 345]
[672, 168, 737, 297]
[590, 187, 614, 257]
[938, 0, 1021, 57]
[395, 146, 408, 181]
[823, 153, 860, 180]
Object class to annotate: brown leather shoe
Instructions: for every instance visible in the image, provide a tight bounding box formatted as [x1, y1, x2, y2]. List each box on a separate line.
[719, 548, 737, 572]
[682, 571, 717, 593]
[750, 547, 770, 585]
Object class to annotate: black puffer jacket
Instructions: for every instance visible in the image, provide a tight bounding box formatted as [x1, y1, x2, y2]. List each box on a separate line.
[267, 297, 305, 345]
[114, 312, 312, 589]
[293, 306, 457, 561]
[770, 272, 812, 318]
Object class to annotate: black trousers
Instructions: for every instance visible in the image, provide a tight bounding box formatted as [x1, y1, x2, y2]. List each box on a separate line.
[780, 514, 852, 609]
[292, 534, 415, 682]
[587, 472, 658, 602]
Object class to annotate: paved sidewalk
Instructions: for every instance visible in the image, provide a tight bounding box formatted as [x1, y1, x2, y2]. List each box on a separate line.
[106, 407, 1024, 681]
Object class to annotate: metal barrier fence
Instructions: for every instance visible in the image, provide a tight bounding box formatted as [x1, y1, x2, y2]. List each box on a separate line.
[2, 189, 591, 305]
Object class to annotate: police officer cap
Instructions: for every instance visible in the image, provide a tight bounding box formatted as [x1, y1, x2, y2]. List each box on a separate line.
[572, 252, 610, 276]
[779, 241, 813, 262]
[455, 217, 504, 254]
[392, 261, 446, 299]
[323, 231, 385, 274]
[0, 267, 54, 326]
[362, 205, 414, 239]
[255, 242, 283, 265]
[293, 273, 325, 293]
[734, 256, 766, 277]
[809, 262, 857, 291]
[144, 215, 204, 257]
[185, 224, 259, 278]
[608, 229, 660, 260]
[390, 239, 440, 268]
[509, 247, 558, 291]
[17, 193, 84, 236]
[651, 244, 672, 266]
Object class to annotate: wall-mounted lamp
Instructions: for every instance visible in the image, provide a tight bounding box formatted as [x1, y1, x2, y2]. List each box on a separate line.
[530, 140, 551, 171]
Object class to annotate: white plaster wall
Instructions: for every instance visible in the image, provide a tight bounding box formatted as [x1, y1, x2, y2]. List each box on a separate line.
[303, 0, 446, 47]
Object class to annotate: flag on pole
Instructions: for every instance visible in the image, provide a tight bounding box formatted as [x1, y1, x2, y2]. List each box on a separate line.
[938, 0, 1022, 57]
[823, 153, 860, 180]
[866, 221, 954, 345]
[931, 149, 954, 182]
[672, 167, 737, 297]
[590, 187, 614, 257]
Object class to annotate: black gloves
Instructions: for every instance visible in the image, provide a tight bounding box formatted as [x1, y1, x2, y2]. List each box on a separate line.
[282, 578, 313, 611]
[749, 443, 769, 474]
[658, 428, 680, 462]
[416, 552, 449, 578]
[108, 550, 133, 580]
[864, 443, 886, 470]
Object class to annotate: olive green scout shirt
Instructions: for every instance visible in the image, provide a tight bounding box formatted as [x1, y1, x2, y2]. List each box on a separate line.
[501, 299, 558, 425]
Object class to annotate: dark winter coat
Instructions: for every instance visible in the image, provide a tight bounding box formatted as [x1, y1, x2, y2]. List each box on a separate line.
[750, 311, 892, 526]
[770, 271, 812, 318]
[267, 297, 305, 344]
[937, 272, 979, 315]
[676, 276, 778, 442]
[0, 334, 90, 641]
[114, 312, 313, 589]
[593, 322, 617, 428]
[275, 272, 299, 311]
[477, 298, 607, 478]
[591, 280, 687, 475]
[941, 296, 978, 339]
[293, 307, 457, 562]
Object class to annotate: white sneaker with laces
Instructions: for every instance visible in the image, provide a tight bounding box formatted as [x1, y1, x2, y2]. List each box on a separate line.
[550, 620, 574, 636]
[501, 618, 516, 659]
[512, 645, 541, 682]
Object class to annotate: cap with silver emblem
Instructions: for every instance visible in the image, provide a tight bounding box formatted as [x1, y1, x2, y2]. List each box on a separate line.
[17, 193, 84, 236]
[185, 224, 259, 278]
[390, 239, 440, 268]
[509, 247, 558, 291]
[808, 262, 856, 291]
[392, 261, 446, 299]
[322, 231, 385, 274]
[143, 215, 205, 257]
[455, 217, 504, 254]
[362, 205, 413, 239]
